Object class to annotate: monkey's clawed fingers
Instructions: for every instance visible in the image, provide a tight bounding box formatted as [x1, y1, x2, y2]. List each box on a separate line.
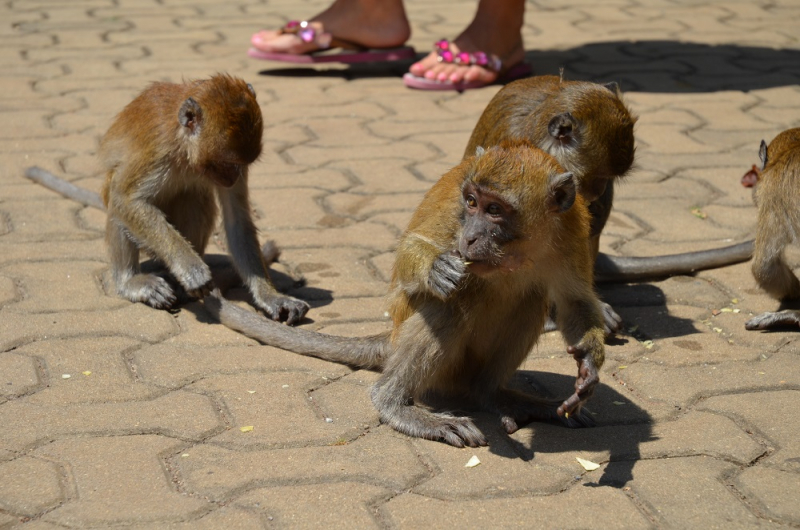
[601, 302, 623, 335]
[432, 417, 488, 448]
[745, 309, 800, 330]
[259, 296, 310, 326]
[428, 252, 466, 299]
[557, 347, 599, 419]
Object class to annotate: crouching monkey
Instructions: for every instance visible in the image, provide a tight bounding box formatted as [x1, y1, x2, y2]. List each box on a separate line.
[26, 74, 308, 324]
[744, 128, 800, 331]
[205, 142, 606, 447]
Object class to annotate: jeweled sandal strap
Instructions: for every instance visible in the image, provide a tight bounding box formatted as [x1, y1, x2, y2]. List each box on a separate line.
[434, 39, 503, 73]
[279, 20, 333, 49]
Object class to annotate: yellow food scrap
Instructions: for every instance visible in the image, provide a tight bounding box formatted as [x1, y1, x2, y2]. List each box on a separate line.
[240, 426, 254, 433]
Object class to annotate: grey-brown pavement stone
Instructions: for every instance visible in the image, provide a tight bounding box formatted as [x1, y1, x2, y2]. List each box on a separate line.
[2, 0, 800, 527]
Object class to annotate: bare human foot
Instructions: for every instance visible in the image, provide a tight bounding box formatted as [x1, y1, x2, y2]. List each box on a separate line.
[408, 0, 526, 85]
[251, 0, 411, 54]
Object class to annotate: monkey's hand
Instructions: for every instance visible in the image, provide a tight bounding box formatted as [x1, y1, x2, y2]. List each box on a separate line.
[175, 261, 214, 299]
[254, 294, 310, 326]
[428, 251, 466, 299]
[745, 309, 800, 330]
[557, 343, 600, 420]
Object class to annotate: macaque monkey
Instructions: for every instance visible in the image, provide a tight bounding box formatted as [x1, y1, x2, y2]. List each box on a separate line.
[206, 143, 606, 447]
[744, 128, 800, 330]
[26, 74, 308, 324]
[465, 75, 753, 331]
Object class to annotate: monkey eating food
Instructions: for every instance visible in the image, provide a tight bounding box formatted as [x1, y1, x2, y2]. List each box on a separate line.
[26, 74, 308, 324]
[465, 74, 754, 332]
[744, 128, 800, 331]
[206, 142, 606, 447]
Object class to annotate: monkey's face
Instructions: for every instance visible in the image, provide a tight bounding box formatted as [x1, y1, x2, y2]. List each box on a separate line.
[189, 74, 264, 187]
[458, 182, 518, 275]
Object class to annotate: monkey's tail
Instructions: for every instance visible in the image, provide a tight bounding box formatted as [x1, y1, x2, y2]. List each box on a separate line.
[204, 292, 389, 371]
[25, 166, 106, 211]
[595, 240, 754, 283]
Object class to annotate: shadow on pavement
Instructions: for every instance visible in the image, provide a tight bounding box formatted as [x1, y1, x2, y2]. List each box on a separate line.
[527, 40, 800, 92]
[479, 370, 654, 488]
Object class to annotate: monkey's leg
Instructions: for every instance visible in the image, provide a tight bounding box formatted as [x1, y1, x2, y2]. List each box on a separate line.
[372, 314, 487, 448]
[751, 252, 800, 301]
[745, 309, 800, 330]
[106, 216, 176, 308]
[218, 181, 309, 325]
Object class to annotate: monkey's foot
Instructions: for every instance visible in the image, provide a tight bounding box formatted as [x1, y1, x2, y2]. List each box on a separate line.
[601, 302, 623, 335]
[119, 274, 177, 309]
[485, 389, 561, 434]
[384, 407, 487, 448]
[404, 40, 530, 91]
[249, 20, 414, 63]
[745, 309, 800, 330]
[255, 294, 310, 326]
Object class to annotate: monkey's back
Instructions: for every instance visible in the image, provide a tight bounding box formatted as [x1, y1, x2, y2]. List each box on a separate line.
[757, 128, 800, 241]
[464, 75, 636, 181]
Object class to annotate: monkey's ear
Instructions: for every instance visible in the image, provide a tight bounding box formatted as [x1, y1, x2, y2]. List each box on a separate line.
[474, 146, 486, 157]
[758, 140, 768, 171]
[547, 171, 576, 213]
[246, 83, 257, 97]
[603, 81, 620, 94]
[178, 97, 203, 133]
[548, 112, 577, 141]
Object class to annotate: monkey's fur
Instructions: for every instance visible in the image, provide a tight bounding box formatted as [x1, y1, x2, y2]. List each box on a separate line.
[27, 74, 308, 324]
[745, 128, 800, 330]
[465, 74, 753, 330]
[206, 143, 606, 447]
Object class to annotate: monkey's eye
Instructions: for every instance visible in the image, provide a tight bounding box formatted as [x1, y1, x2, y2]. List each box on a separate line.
[486, 203, 502, 216]
[465, 195, 478, 208]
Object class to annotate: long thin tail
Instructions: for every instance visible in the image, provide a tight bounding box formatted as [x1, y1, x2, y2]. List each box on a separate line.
[595, 240, 754, 283]
[25, 166, 106, 210]
[204, 292, 388, 371]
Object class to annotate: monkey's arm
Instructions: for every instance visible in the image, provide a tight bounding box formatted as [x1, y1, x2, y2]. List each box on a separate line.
[25, 167, 106, 210]
[217, 179, 309, 324]
[595, 241, 754, 283]
[393, 169, 466, 300]
[549, 264, 606, 420]
[108, 185, 213, 297]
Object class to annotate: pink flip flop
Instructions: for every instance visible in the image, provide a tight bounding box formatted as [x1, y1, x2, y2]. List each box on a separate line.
[403, 39, 532, 91]
[248, 20, 416, 64]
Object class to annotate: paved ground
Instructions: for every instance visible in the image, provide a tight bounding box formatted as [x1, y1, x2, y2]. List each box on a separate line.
[1, 0, 800, 527]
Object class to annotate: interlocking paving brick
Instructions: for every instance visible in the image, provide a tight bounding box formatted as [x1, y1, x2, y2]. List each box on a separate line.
[15, 337, 157, 404]
[3, 261, 118, 312]
[177, 432, 427, 500]
[384, 487, 650, 528]
[602, 456, 763, 528]
[698, 390, 800, 471]
[190, 371, 374, 448]
[0, 303, 179, 351]
[37, 435, 209, 527]
[0, 390, 222, 451]
[0, 456, 64, 517]
[234, 483, 389, 527]
[0, 351, 42, 399]
[735, 467, 800, 525]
